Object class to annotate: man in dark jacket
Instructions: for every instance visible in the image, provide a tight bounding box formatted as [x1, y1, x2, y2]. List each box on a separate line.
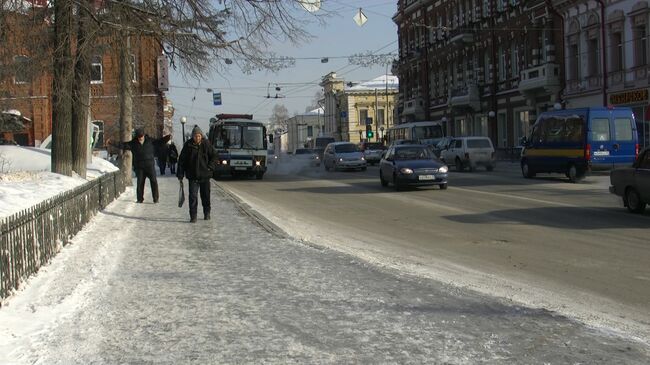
[124, 128, 171, 203]
[177, 125, 217, 223]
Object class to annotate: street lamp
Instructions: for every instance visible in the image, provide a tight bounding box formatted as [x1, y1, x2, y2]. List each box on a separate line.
[180, 116, 187, 142]
[380, 126, 385, 141]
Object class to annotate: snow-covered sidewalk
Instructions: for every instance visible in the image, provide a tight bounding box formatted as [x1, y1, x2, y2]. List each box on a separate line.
[0, 176, 648, 364]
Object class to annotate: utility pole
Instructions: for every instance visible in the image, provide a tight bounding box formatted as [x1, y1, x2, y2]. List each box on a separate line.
[375, 88, 379, 142]
[119, 34, 134, 185]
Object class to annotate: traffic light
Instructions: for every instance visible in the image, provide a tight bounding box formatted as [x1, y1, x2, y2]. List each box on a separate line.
[365, 125, 374, 139]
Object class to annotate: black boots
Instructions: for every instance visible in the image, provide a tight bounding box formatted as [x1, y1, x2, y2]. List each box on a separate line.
[190, 215, 197, 223]
[204, 213, 210, 220]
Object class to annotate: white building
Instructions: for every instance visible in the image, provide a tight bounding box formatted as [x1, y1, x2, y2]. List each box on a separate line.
[285, 107, 324, 154]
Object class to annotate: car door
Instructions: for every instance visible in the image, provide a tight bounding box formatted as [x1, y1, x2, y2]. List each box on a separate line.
[588, 111, 616, 169]
[610, 110, 637, 169]
[448, 139, 462, 163]
[635, 150, 650, 201]
[380, 147, 395, 182]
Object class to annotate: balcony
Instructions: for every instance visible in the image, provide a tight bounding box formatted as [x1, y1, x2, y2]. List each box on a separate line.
[402, 97, 425, 120]
[518, 63, 561, 98]
[449, 83, 480, 111]
[448, 28, 474, 45]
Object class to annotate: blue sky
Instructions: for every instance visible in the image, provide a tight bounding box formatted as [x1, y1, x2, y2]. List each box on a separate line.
[167, 1, 398, 138]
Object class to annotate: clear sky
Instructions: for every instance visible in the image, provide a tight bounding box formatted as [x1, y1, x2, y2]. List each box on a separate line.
[166, 1, 398, 140]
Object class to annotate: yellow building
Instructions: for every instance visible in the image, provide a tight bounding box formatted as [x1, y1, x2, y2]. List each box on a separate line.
[320, 72, 398, 144]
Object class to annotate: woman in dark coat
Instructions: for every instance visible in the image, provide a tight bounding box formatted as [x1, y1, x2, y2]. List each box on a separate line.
[177, 125, 217, 222]
[168, 141, 179, 174]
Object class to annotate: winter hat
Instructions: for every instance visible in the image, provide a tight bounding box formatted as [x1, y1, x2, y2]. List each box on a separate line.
[191, 125, 203, 136]
[135, 128, 145, 137]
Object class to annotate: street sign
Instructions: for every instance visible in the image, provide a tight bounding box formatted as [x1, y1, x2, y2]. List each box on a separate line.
[213, 92, 222, 106]
[365, 117, 373, 125]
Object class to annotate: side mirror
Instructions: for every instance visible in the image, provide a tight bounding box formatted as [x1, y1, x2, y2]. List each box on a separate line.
[519, 136, 528, 147]
[268, 134, 274, 144]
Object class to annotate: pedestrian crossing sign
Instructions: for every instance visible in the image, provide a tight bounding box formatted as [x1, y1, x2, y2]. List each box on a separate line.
[213, 92, 222, 106]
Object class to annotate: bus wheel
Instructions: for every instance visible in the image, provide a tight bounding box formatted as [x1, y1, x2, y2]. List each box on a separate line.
[567, 164, 579, 183]
[521, 161, 535, 178]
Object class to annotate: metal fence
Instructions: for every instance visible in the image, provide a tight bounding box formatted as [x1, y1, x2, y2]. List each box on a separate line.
[0, 171, 125, 304]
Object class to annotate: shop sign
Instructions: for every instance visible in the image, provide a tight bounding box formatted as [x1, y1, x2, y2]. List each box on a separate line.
[609, 88, 648, 105]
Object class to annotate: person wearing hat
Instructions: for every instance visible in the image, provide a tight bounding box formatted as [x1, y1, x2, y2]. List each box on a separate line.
[124, 128, 171, 203]
[176, 125, 217, 223]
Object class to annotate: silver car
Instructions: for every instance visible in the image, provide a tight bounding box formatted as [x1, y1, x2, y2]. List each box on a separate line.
[323, 142, 367, 171]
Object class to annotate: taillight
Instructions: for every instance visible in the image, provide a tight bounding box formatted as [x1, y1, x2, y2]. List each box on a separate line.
[585, 144, 591, 161]
[635, 144, 639, 159]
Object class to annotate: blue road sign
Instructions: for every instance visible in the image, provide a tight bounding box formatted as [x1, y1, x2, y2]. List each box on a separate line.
[213, 92, 222, 106]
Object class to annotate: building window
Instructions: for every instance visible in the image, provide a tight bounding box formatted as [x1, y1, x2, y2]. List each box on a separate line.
[498, 46, 506, 81]
[377, 108, 385, 126]
[496, 0, 505, 12]
[92, 120, 104, 148]
[307, 126, 313, 137]
[515, 111, 530, 144]
[511, 47, 519, 78]
[569, 44, 580, 80]
[91, 56, 103, 83]
[359, 109, 368, 126]
[130, 54, 137, 82]
[13, 55, 29, 84]
[587, 38, 599, 76]
[634, 25, 648, 67]
[610, 32, 623, 71]
[484, 52, 491, 82]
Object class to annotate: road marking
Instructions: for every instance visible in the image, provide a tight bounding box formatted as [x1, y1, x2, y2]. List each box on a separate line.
[450, 186, 577, 208]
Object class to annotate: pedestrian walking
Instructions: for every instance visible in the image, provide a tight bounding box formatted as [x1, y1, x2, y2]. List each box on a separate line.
[155, 138, 169, 175]
[177, 125, 217, 223]
[124, 128, 171, 203]
[168, 141, 179, 174]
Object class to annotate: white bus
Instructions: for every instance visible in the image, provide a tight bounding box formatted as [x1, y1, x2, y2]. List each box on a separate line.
[208, 114, 271, 180]
[385, 121, 445, 146]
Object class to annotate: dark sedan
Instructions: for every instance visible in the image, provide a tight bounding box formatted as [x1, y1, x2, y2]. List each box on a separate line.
[379, 144, 449, 190]
[609, 147, 650, 213]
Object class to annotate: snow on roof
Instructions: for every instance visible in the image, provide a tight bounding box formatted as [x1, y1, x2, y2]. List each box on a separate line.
[347, 74, 399, 91]
[304, 107, 324, 116]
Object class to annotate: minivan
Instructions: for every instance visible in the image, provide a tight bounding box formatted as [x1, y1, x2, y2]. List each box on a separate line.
[441, 136, 496, 172]
[520, 107, 638, 182]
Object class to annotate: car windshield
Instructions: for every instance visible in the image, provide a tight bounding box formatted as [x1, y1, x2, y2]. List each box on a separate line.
[467, 139, 492, 148]
[335, 144, 359, 153]
[394, 146, 433, 160]
[295, 149, 313, 155]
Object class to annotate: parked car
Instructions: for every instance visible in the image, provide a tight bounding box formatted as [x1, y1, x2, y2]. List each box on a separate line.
[521, 107, 638, 182]
[609, 147, 650, 213]
[292, 148, 320, 167]
[359, 142, 386, 165]
[323, 142, 367, 171]
[379, 144, 449, 190]
[441, 136, 496, 172]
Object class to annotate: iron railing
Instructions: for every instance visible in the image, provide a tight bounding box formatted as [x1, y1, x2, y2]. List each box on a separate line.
[0, 171, 125, 304]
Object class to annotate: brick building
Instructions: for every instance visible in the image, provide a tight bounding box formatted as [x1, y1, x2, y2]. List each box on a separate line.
[0, 5, 169, 148]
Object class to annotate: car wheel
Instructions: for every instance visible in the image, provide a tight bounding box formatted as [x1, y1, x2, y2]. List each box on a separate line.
[455, 157, 464, 172]
[380, 170, 388, 187]
[625, 187, 646, 213]
[439, 183, 448, 190]
[521, 161, 535, 178]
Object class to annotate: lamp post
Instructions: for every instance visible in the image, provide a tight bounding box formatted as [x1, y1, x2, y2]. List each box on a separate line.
[180, 116, 187, 143]
[380, 126, 385, 142]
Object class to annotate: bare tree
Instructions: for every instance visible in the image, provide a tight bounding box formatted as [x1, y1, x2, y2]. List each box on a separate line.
[269, 104, 289, 131]
[305, 89, 324, 112]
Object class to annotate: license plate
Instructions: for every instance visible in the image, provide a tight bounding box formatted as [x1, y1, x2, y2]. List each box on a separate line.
[235, 167, 247, 171]
[593, 151, 610, 156]
[419, 175, 435, 180]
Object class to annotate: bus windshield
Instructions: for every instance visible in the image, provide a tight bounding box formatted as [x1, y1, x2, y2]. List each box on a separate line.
[242, 125, 264, 149]
[214, 123, 265, 150]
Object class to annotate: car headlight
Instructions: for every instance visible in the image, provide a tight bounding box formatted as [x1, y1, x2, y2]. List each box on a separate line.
[361, 156, 365, 161]
[400, 167, 414, 174]
[438, 166, 448, 173]
[255, 160, 261, 166]
[339, 158, 343, 162]
[221, 160, 228, 165]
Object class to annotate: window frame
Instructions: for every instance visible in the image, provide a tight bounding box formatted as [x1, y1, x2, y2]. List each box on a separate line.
[91, 55, 103, 84]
